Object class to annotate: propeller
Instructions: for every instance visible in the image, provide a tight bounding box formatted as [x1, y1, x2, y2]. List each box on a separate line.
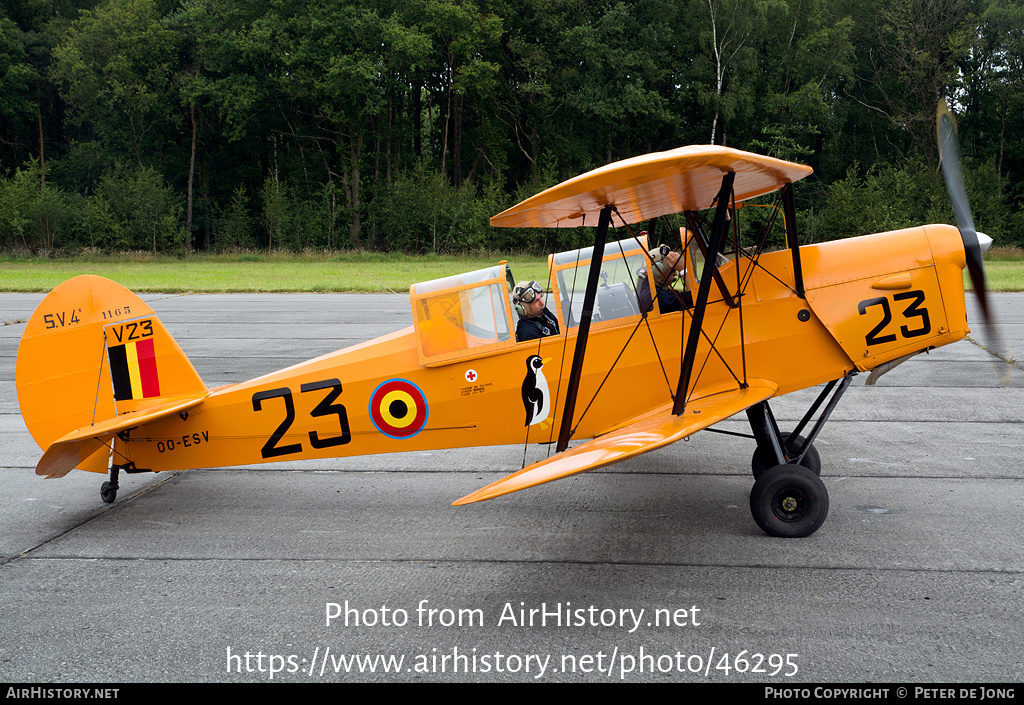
[936, 100, 1008, 384]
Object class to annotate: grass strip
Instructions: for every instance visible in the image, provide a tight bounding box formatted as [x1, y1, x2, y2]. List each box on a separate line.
[2, 248, 1021, 292]
[0, 252, 553, 293]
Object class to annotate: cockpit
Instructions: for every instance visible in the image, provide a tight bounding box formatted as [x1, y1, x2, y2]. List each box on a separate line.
[409, 235, 676, 366]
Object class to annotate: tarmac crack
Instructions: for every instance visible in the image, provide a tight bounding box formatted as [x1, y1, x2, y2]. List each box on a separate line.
[0, 472, 181, 567]
[965, 334, 1022, 371]
[5, 555, 1024, 576]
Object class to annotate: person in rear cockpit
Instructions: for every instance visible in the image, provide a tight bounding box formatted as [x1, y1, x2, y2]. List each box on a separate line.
[637, 244, 691, 315]
[513, 280, 560, 341]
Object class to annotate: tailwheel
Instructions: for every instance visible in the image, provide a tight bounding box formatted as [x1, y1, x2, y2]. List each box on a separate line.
[100, 464, 120, 504]
[750, 465, 828, 538]
[100, 481, 117, 504]
[751, 433, 820, 480]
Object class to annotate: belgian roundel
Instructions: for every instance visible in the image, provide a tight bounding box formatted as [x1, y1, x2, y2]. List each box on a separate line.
[369, 379, 429, 439]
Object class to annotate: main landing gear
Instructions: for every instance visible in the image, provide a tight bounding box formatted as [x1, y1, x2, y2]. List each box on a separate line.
[744, 374, 853, 538]
[750, 464, 829, 538]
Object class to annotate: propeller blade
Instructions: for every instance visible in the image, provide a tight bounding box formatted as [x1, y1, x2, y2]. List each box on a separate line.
[936, 100, 1009, 385]
[936, 100, 991, 324]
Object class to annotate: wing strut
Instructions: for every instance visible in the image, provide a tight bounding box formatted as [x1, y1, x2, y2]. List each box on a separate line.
[556, 204, 612, 453]
[781, 182, 806, 299]
[683, 211, 738, 307]
[673, 172, 735, 416]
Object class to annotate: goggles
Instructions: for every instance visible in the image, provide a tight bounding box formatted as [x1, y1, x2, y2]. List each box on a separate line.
[649, 244, 671, 263]
[514, 281, 543, 304]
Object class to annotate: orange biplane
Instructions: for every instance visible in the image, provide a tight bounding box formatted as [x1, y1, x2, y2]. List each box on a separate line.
[15, 106, 996, 537]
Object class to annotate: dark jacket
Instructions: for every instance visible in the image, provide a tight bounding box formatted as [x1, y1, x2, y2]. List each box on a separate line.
[637, 271, 690, 314]
[516, 307, 559, 341]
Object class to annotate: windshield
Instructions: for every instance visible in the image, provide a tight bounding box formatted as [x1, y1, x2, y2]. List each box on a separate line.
[411, 264, 513, 361]
[552, 237, 647, 327]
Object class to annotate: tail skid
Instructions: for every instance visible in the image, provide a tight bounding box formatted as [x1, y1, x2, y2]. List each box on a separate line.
[16, 276, 207, 478]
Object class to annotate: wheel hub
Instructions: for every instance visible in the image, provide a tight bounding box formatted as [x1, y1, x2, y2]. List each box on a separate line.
[772, 487, 808, 522]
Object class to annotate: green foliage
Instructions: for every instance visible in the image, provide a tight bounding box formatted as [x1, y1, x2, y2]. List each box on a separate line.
[809, 162, 941, 242]
[372, 161, 502, 253]
[259, 175, 289, 250]
[0, 160, 66, 252]
[219, 184, 254, 251]
[50, 0, 178, 164]
[70, 190, 123, 250]
[962, 158, 1016, 246]
[253, 176, 349, 251]
[1, 0, 1023, 256]
[0, 16, 35, 124]
[806, 157, 1014, 245]
[95, 163, 184, 252]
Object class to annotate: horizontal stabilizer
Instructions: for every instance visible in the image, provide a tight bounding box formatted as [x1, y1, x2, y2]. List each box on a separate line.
[453, 379, 777, 505]
[37, 392, 208, 478]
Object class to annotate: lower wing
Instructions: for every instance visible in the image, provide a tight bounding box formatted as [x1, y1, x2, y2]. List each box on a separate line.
[453, 379, 778, 505]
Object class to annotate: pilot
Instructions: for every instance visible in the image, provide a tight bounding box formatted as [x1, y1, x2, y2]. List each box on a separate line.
[513, 280, 560, 342]
[637, 244, 690, 314]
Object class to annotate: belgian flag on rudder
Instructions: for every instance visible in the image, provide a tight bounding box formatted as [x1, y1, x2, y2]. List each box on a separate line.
[108, 337, 161, 401]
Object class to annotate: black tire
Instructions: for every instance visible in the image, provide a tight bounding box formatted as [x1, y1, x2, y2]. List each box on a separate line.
[100, 481, 117, 504]
[751, 432, 821, 480]
[750, 465, 829, 538]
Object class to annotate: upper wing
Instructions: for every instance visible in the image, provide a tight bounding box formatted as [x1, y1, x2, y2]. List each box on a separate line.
[489, 146, 812, 229]
[452, 379, 778, 505]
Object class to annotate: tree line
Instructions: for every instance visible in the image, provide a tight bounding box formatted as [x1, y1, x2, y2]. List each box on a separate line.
[1, 0, 1022, 255]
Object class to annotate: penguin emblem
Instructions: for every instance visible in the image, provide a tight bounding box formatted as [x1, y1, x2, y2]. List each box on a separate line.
[521, 355, 551, 426]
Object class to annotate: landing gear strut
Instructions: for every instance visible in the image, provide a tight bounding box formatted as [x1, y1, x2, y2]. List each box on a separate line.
[744, 373, 854, 537]
[100, 465, 119, 504]
[751, 432, 820, 479]
[99, 459, 148, 504]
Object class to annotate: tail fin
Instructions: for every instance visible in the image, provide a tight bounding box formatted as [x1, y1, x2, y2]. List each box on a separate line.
[16, 275, 207, 477]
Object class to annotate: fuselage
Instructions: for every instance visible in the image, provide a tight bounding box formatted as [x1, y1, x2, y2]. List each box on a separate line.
[113, 224, 969, 474]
